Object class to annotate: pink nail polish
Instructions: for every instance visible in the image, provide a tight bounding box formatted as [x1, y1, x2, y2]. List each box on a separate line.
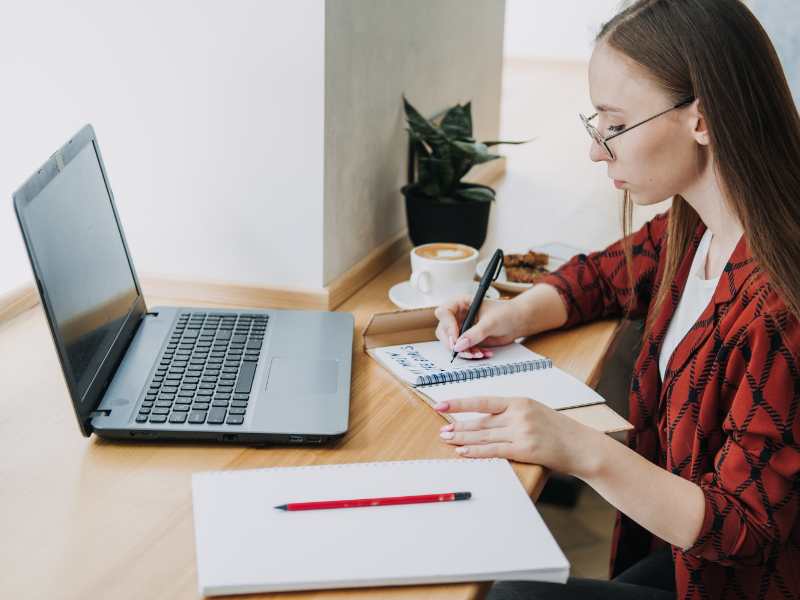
[434, 402, 449, 412]
[440, 423, 454, 432]
[453, 337, 469, 352]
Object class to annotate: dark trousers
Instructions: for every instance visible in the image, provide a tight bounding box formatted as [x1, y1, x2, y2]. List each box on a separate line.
[487, 548, 675, 600]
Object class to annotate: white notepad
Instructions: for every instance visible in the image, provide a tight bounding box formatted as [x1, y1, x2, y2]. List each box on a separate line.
[191, 459, 569, 596]
[371, 340, 605, 422]
[372, 340, 553, 385]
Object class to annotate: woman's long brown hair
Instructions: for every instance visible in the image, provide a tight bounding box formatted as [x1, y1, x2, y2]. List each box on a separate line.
[598, 0, 800, 337]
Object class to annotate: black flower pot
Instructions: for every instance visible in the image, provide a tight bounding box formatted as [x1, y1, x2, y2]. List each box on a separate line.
[404, 192, 491, 249]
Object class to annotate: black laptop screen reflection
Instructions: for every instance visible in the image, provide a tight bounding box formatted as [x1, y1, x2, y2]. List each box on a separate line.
[25, 143, 138, 401]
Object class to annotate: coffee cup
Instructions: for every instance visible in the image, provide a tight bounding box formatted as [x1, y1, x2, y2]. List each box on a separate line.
[410, 243, 479, 305]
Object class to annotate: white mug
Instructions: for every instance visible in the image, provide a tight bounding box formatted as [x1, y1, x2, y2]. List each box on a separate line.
[410, 243, 479, 305]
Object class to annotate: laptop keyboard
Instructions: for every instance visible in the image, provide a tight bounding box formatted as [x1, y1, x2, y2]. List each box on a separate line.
[135, 312, 268, 426]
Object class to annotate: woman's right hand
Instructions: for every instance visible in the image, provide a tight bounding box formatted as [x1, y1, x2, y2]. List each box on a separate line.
[434, 297, 524, 359]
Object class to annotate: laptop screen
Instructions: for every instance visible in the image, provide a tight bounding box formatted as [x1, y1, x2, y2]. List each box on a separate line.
[23, 141, 139, 402]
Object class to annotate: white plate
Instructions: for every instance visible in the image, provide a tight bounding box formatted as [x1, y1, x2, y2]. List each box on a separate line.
[477, 243, 585, 294]
[388, 280, 501, 310]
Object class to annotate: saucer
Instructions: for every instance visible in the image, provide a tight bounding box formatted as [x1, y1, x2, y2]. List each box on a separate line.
[388, 280, 501, 310]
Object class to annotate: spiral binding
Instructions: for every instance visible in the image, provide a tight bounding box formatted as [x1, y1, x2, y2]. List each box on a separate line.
[417, 358, 553, 386]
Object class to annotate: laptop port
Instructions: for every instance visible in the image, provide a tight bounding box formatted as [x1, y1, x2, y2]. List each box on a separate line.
[222, 434, 239, 442]
[288, 435, 305, 444]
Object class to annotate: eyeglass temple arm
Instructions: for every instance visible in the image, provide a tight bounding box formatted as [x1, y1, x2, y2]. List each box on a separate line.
[604, 97, 695, 142]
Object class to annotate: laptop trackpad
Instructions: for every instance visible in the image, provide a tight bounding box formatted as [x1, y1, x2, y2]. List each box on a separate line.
[266, 357, 339, 395]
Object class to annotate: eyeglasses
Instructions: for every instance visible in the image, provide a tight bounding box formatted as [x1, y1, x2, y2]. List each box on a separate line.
[579, 97, 694, 160]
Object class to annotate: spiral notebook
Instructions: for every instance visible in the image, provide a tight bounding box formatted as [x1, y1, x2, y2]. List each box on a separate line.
[370, 339, 605, 422]
[373, 339, 554, 386]
[191, 458, 569, 595]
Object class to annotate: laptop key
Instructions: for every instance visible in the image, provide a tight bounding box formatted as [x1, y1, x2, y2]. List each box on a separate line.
[229, 407, 246, 415]
[135, 414, 148, 423]
[169, 412, 188, 424]
[149, 414, 167, 423]
[226, 415, 244, 425]
[207, 407, 226, 424]
[235, 362, 257, 394]
[188, 411, 207, 424]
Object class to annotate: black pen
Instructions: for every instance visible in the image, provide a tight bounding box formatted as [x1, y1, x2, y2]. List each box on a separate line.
[450, 248, 504, 363]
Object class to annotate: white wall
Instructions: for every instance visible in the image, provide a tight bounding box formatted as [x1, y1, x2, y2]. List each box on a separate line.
[504, 0, 621, 61]
[750, 0, 800, 107]
[0, 0, 325, 297]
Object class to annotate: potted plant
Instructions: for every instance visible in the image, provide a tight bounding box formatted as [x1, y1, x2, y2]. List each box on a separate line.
[401, 96, 530, 249]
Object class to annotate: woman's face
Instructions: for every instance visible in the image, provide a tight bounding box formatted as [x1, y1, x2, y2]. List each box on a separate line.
[587, 42, 705, 205]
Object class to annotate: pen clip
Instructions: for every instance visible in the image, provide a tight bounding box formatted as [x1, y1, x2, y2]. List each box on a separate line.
[491, 249, 504, 282]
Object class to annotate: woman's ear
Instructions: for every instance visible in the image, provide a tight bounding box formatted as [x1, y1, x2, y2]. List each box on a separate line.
[689, 98, 710, 146]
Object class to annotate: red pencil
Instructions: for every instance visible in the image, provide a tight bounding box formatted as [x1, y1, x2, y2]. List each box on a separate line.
[274, 491, 471, 511]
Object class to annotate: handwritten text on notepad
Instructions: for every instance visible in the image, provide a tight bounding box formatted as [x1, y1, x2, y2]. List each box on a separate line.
[387, 345, 445, 376]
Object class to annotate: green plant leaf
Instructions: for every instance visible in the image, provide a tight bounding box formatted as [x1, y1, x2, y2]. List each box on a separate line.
[403, 95, 532, 201]
[454, 186, 495, 202]
[441, 102, 473, 140]
[419, 156, 455, 195]
[451, 140, 501, 164]
[403, 96, 448, 146]
[482, 138, 535, 147]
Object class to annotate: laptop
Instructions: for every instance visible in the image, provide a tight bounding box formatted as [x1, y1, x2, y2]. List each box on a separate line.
[13, 124, 353, 445]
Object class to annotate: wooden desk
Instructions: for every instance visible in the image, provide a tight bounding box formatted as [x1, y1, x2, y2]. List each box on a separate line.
[0, 257, 620, 600]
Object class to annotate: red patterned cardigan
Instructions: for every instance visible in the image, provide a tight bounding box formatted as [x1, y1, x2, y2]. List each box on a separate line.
[538, 211, 800, 599]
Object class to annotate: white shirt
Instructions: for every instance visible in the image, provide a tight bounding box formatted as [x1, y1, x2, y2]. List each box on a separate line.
[658, 229, 719, 380]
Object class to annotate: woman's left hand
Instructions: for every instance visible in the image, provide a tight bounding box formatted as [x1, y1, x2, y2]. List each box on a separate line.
[435, 396, 601, 478]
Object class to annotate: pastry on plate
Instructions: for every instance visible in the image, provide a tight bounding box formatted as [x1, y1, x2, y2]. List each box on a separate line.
[505, 265, 549, 283]
[503, 251, 550, 283]
[503, 250, 549, 269]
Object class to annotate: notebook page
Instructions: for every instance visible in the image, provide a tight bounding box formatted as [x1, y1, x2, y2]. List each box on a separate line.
[371, 340, 550, 386]
[192, 459, 569, 595]
[422, 368, 606, 422]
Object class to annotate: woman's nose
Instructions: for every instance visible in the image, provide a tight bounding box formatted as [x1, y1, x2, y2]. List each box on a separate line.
[589, 140, 612, 163]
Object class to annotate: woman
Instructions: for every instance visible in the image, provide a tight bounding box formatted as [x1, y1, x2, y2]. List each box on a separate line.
[433, 1, 800, 598]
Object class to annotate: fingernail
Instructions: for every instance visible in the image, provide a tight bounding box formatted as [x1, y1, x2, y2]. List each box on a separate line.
[440, 423, 454, 432]
[453, 337, 469, 352]
[456, 447, 468, 455]
[434, 402, 449, 412]
[484, 350, 493, 357]
[440, 431, 454, 440]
